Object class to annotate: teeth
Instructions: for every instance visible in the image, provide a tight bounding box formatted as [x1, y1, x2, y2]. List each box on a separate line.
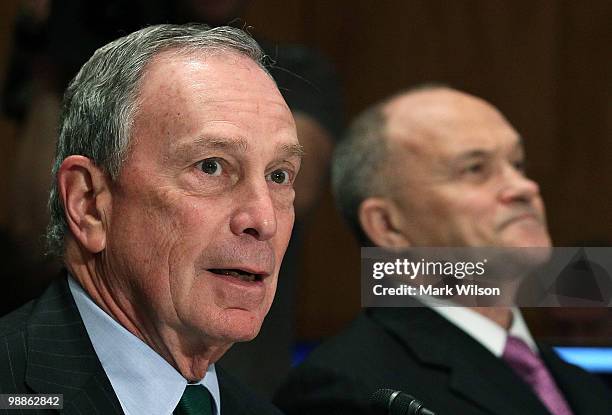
[236, 274, 256, 282]
[214, 269, 257, 282]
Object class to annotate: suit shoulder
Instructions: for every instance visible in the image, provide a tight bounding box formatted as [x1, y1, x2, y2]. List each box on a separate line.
[0, 300, 34, 337]
[274, 356, 372, 415]
[273, 312, 392, 414]
[540, 344, 612, 410]
[298, 311, 403, 370]
[217, 366, 283, 415]
[0, 302, 34, 392]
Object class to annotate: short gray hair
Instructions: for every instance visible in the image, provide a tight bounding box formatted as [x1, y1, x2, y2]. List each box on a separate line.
[332, 84, 449, 246]
[47, 24, 268, 256]
[331, 102, 389, 246]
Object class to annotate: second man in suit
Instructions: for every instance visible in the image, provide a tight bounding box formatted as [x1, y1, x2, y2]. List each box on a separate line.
[274, 86, 612, 414]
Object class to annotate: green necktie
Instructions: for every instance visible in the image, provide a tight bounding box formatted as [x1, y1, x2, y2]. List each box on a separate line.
[173, 384, 214, 415]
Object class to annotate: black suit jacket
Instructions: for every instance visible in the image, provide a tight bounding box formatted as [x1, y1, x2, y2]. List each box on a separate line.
[0, 277, 283, 415]
[274, 307, 612, 414]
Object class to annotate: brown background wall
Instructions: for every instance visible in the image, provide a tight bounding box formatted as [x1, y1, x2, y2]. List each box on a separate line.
[1, 1, 611, 340]
[0, 1, 21, 226]
[243, 1, 612, 340]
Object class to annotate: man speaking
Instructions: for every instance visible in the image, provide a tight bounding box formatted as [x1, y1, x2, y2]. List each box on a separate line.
[0, 24, 302, 414]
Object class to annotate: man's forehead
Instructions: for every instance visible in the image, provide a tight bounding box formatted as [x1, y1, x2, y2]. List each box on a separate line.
[171, 135, 303, 159]
[129, 49, 297, 163]
[147, 47, 263, 74]
[134, 48, 293, 125]
[383, 88, 520, 157]
[138, 49, 279, 104]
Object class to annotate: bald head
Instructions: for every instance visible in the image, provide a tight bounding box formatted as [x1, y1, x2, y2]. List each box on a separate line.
[333, 85, 550, 248]
[383, 87, 516, 158]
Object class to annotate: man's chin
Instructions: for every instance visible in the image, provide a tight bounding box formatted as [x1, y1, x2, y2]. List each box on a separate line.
[494, 233, 551, 270]
[214, 308, 265, 343]
[508, 236, 552, 249]
[500, 223, 552, 248]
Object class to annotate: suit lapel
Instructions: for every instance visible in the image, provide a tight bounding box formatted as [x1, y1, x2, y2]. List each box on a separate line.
[540, 344, 612, 414]
[369, 307, 552, 415]
[24, 277, 123, 414]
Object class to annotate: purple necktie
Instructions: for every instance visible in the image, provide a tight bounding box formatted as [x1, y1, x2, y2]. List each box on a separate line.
[502, 335, 573, 415]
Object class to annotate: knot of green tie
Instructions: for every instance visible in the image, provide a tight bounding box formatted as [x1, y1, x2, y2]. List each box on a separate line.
[173, 384, 214, 415]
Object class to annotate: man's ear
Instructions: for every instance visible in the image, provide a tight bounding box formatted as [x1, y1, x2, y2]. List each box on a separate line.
[57, 155, 111, 253]
[358, 197, 410, 248]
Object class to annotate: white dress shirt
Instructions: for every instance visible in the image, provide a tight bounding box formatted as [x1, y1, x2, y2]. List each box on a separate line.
[68, 277, 221, 415]
[428, 304, 538, 357]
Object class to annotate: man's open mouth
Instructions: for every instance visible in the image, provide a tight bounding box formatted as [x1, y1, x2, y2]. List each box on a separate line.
[208, 269, 263, 283]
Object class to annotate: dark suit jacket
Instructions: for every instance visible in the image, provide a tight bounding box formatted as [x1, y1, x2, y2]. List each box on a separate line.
[274, 307, 612, 414]
[0, 277, 283, 415]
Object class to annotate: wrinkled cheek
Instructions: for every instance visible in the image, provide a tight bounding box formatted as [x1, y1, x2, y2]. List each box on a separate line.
[446, 196, 492, 242]
[274, 190, 296, 217]
[157, 208, 210, 294]
[277, 191, 296, 232]
[457, 213, 492, 245]
[280, 213, 295, 245]
[108, 193, 184, 281]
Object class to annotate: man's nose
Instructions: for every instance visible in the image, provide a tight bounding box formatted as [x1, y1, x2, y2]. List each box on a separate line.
[229, 180, 277, 241]
[498, 164, 541, 204]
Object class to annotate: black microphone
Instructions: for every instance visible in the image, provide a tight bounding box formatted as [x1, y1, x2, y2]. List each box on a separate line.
[371, 388, 436, 415]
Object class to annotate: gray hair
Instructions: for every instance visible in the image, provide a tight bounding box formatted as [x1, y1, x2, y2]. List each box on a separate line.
[331, 102, 389, 246]
[47, 24, 269, 256]
[332, 84, 449, 246]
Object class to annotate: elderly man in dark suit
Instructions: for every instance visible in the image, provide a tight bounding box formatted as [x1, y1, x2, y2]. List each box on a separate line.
[0, 24, 302, 414]
[274, 86, 612, 414]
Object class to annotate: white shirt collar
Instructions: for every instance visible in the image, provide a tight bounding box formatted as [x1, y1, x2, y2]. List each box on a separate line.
[423, 301, 538, 357]
[68, 277, 221, 415]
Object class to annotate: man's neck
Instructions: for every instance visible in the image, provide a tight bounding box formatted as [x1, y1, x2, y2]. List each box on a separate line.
[65, 243, 225, 381]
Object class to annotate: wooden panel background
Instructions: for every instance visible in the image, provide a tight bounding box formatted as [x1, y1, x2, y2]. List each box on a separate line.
[1, 0, 610, 340]
[242, 0, 612, 340]
[0, 0, 20, 226]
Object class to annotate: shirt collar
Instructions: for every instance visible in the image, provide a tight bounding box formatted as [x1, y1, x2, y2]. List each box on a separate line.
[423, 300, 538, 357]
[68, 276, 221, 415]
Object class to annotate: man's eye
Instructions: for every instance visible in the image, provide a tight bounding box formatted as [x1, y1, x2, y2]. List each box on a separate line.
[513, 160, 526, 173]
[464, 163, 484, 174]
[199, 158, 223, 176]
[268, 169, 290, 184]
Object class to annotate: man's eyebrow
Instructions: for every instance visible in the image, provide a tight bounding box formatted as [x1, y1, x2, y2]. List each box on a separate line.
[453, 136, 524, 162]
[172, 136, 249, 159]
[277, 142, 305, 160]
[454, 149, 491, 162]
